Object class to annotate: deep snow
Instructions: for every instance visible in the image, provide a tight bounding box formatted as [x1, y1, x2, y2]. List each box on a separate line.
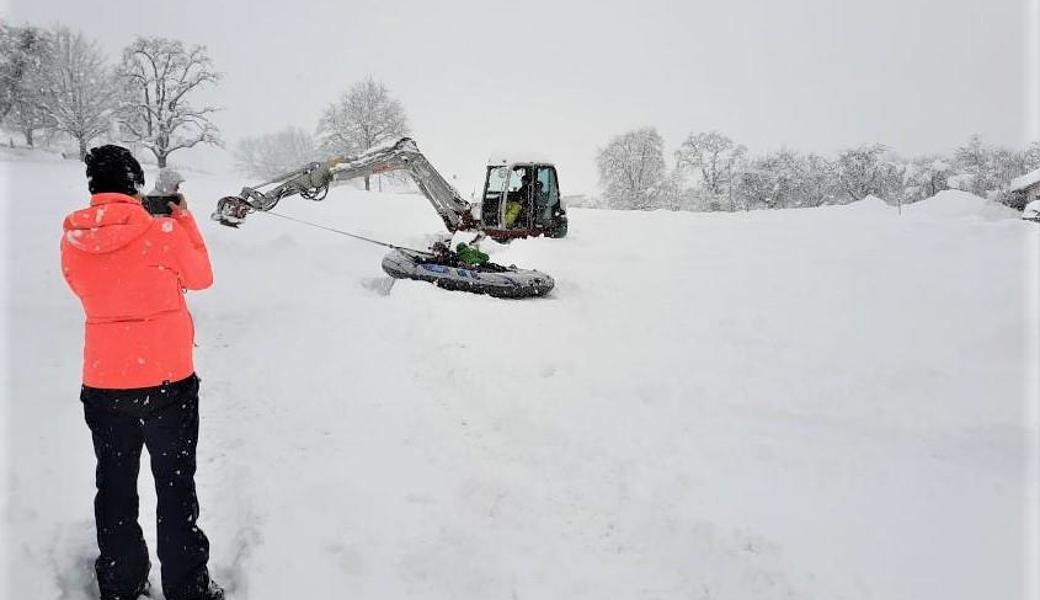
[1, 154, 1038, 600]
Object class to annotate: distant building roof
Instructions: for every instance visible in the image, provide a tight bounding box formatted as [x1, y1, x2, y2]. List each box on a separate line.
[1010, 167, 1040, 192]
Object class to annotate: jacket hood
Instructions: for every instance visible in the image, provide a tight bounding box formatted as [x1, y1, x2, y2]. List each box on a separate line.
[63, 193, 154, 254]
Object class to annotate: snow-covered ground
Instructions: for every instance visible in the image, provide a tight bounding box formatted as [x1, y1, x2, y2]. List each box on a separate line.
[2, 155, 1037, 600]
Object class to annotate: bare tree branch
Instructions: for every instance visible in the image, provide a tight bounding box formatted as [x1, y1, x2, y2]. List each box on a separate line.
[596, 128, 666, 210]
[116, 37, 222, 167]
[316, 77, 409, 190]
[34, 26, 115, 159]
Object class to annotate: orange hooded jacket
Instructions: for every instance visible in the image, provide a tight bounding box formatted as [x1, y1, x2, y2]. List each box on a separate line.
[61, 192, 213, 389]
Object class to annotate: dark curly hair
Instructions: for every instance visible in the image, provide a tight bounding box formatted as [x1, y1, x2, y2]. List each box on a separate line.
[85, 145, 145, 196]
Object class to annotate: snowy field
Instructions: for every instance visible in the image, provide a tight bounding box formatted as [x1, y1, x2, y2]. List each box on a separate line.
[2, 153, 1038, 600]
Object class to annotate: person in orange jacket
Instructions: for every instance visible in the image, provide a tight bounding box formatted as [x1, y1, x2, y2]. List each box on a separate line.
[61, 145, 222, 600]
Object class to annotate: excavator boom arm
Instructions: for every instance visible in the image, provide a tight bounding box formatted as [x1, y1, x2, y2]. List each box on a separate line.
[213, 138, 475, 231]
[327, 138, 473, 231]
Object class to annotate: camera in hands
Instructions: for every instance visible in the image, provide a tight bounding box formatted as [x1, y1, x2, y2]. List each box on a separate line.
[143, 194, 181, 216]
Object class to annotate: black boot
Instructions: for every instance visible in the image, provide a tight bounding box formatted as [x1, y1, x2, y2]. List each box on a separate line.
[100, 578, 150, 600]
[202, 580, 224, 600]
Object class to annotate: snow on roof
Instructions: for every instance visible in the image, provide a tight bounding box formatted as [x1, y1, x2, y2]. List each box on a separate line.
[486, 153, 555, 166]
[1010, 167, 1040, 192]
[1024, 199, 1040, 220]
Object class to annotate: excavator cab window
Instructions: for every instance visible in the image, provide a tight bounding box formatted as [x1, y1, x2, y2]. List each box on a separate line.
[481, 166, 509, 227]
[534, 166, 560, 228]
[507, 166, 529, 193]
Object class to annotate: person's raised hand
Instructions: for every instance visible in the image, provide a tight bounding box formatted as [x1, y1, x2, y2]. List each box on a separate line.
[168, 193, 188, 213]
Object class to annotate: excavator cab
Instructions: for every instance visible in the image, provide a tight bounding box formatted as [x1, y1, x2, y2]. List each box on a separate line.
[480, 159, 568, 241]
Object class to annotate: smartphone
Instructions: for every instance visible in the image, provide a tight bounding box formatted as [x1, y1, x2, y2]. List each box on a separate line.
[143, 194, 177, 216]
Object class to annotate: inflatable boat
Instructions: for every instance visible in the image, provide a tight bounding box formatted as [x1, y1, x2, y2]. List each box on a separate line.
[381, 249, 554, 298]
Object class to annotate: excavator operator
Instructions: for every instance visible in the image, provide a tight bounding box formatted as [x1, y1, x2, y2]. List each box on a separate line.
[506, 168, 531, 227]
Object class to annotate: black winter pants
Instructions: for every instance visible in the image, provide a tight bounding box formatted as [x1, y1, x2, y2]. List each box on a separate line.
[81, 374, 212, 600]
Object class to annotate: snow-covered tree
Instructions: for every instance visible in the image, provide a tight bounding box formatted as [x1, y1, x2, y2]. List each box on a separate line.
[1022, 141, 1040, 172]
[765, 149, 803, 209]
[729, 149, 810, 211]
[116, 37, 222, 167]
[5, 91, 52, 148]
[35, 26, 115, 160]
[951, 135, 995, 197]
[903, 155, 950, 203]
[317, 77, 409, 191]
[596, 127, 667, 210]
[795, 153, 839, 208]
[950, 135, 1036, 202]
[990, 146, 1029, 189]
[835, 143, 890, 202]
[654, 170, 686, 211]
[234, 127, 318, 180]
[732, 167, 770, 211]
[674, 130, 746, 207]
[0, 23, 53, 146]
[0, 21, 30, 120]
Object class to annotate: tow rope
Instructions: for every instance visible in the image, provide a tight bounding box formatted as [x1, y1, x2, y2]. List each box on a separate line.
[259, 210, 432, 255]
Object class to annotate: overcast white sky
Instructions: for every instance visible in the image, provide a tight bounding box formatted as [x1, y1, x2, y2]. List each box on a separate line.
[5, 0, 1035, 196]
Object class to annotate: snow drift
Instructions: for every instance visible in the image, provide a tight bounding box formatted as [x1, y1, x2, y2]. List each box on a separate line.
[906, 189, 1020, 220]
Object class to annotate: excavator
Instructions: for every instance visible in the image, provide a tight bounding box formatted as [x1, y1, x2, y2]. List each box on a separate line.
[212, 137, 567, 239]
[212, 137, 566, 297]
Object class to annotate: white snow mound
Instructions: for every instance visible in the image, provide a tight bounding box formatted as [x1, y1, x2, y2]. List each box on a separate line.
[853, 194, 891, 211]
[908, 189, 1018, 220]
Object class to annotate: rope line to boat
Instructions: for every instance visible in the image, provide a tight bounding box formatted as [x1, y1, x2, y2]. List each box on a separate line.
[259, 210, 433, 255]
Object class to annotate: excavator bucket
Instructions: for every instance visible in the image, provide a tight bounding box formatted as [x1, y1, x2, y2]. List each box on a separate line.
[212, 195, 253, 228]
